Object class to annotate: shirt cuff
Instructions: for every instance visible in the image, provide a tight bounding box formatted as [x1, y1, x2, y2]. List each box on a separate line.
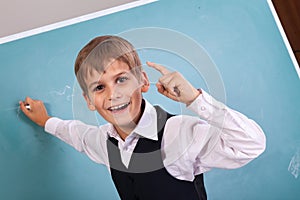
[187, 89, 226, 121]
[44, 117, 63, 135]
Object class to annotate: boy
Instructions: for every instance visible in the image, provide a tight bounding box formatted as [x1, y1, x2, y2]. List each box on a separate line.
[20, 36, 266, 200]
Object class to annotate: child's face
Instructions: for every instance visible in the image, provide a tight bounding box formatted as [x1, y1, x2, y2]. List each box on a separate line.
[84, 60, 149, 130]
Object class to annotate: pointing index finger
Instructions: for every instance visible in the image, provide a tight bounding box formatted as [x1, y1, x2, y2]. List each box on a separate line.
[147, 61, 170, 75]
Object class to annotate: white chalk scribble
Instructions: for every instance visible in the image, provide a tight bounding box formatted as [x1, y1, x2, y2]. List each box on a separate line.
[50, 85, 71, 95]
[49, 85, 73, 101]
[16, 106, 21, 119]
[288, 148, 300, 179]
[0, 106, 22, 119]
[1, 84, 73, 121]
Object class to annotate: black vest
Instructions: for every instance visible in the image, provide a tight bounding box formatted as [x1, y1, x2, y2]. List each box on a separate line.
[106, 106, 207, 200]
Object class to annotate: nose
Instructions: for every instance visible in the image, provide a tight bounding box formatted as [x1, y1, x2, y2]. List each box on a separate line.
[107, 85, 122, 101]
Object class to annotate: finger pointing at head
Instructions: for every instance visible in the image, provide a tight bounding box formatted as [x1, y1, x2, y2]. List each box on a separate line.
[146, 61, 170, 75]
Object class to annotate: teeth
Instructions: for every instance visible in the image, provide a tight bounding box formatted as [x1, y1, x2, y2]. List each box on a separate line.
[109, 102, 130, 111]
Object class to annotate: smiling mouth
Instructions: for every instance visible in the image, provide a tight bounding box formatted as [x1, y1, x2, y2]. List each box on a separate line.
[108, 102, 131, 112]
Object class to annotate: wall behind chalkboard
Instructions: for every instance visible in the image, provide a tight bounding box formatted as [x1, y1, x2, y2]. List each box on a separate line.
[1, 0, 299, 199]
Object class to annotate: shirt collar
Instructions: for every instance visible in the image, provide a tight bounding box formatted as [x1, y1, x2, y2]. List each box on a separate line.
[106, 99, 158, 141]
[133, 99, 158, 141]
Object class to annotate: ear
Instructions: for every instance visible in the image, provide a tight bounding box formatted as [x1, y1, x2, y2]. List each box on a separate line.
[141, 71, 150, 93]
[83, 93, 96, 111]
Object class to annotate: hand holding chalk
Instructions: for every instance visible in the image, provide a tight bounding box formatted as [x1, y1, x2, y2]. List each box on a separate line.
[19, 97, 51, 127]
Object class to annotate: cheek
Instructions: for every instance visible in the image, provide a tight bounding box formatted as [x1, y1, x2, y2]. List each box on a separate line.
[92, 93, 104, 107]
[124, 81, 142, 96]
[131, 90, 143, 107]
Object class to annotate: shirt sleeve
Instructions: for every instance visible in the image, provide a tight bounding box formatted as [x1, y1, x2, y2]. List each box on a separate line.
[45, 117, 109, 166]
[162, 89, 266, 181]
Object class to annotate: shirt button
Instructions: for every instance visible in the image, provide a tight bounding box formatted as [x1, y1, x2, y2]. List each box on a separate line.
[201, 106, 206, 111]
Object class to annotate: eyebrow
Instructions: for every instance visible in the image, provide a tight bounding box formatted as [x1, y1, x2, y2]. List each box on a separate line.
[88, 71, 129, 90]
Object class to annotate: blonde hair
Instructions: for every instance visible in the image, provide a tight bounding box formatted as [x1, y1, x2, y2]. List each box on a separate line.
[74, 36, 142, 95]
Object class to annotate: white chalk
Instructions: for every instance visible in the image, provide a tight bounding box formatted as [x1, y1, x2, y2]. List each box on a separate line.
[25, 104, 31, 111]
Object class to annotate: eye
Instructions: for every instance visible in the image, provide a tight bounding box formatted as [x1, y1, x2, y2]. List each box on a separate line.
[93, 84, 104, 92]
[116, 76, 128, 84]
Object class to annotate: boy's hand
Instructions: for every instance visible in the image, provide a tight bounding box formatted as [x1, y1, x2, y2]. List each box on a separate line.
[19, 97, 51, 127]
[147, 61, 201, 106]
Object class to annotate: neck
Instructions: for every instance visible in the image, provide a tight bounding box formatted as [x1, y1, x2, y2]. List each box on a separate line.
[114, 123, 136, 141]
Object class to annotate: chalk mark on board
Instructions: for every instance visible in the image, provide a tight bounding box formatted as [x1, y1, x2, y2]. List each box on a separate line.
[16, 106, 21, 119]
[49, 85, 73, 101]
[2, 106, 19, 111]
[288, 148, 300, 179]
[49, 85, 71, 95]
[0, 106, 22, 119]
[1, 84, 74, 120]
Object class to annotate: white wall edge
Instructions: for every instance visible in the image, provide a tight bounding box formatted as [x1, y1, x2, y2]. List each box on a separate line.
[0, 0, 158, 45]
[267, 0, 300, 79]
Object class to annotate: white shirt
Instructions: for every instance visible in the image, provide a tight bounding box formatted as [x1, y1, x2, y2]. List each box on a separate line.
[45, 90, 266, 181]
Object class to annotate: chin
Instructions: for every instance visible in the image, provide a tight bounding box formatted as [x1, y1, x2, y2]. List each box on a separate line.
[113, 115, 137, 127]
